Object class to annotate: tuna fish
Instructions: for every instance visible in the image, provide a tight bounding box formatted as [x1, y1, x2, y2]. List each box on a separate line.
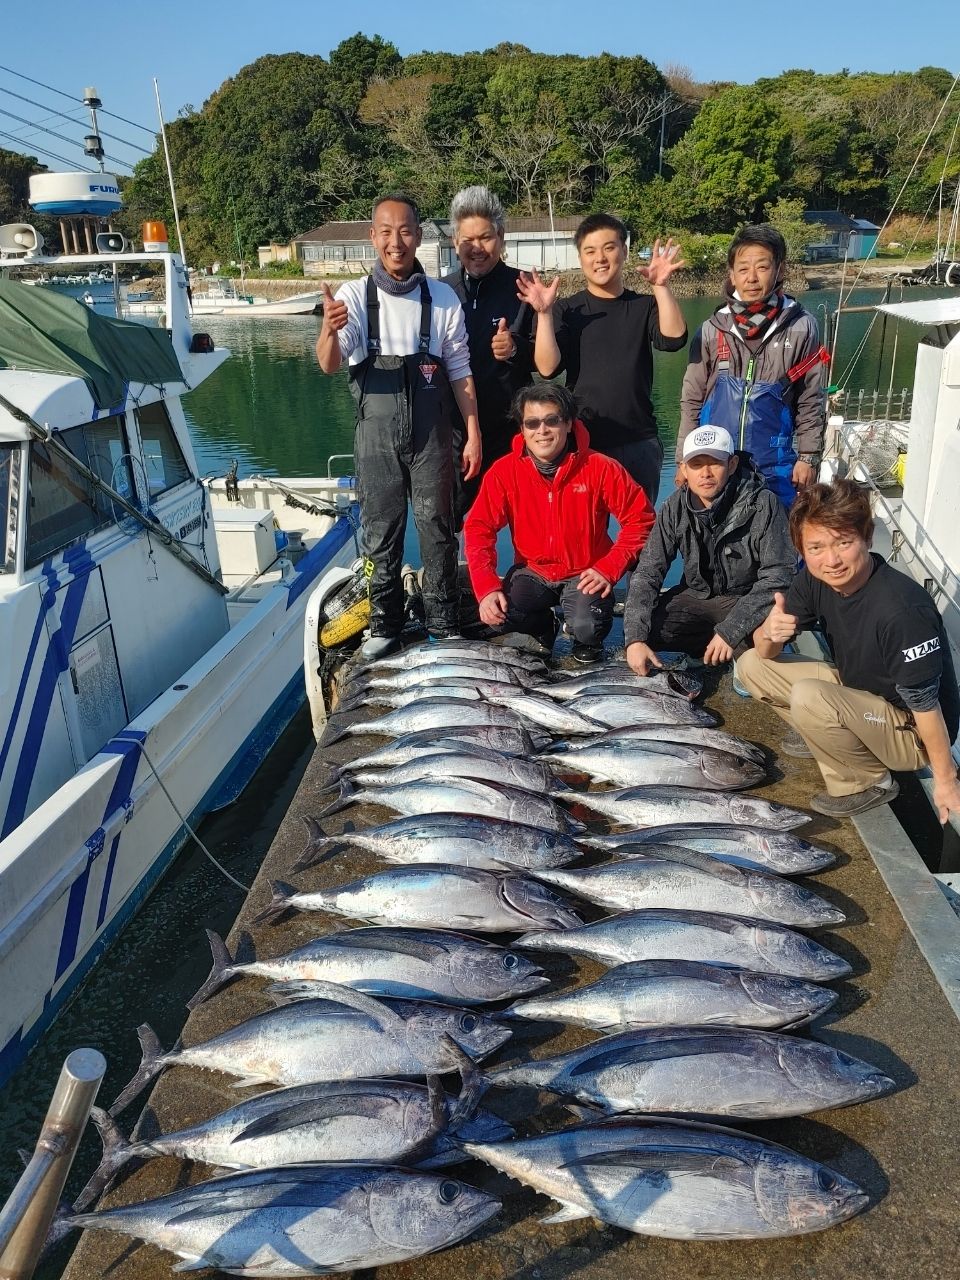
[518, 909, 851, 980]
[542, 740, 766, 790]
[349, 660, 536, 690]
[485, 1025, 894, 1118]
[581, 823, 836, 875]
[566, 693, 717, 728]
[292, 814, 583, 874]
[340, 679, 528, 713]
[505, 959, 838, 1032]
[484, 692, 609, 735]
[368, 638, 546, 671]
[575, 724, 766, 766]
[323, 697, 531, 744]
[68, 1163, 500, 1276]
[317, 748, 559, 796]
[187, 926, 549, 1009]
[319, 775, 581, 834]
[535, 848, 844, 927]
[109, 986, 512, 1114]
[333, 726, 542, 770]
[254, 866, 583, 933]
[557, 785, 809, 830]
[79, 1042, 505, 1207]
[538, 666, 703, 702]
[464, 1115, 869, 1238]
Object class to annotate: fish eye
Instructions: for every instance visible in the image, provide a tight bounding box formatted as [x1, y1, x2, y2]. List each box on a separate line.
[459, 1013, 479, 1032]
[439, 1180, 461, 1204]
[817, 1170, 838, 1191]
[502, 953, 519, 970]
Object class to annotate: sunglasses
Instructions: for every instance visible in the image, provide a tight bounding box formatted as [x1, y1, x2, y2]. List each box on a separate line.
[521, 413, 567, 431]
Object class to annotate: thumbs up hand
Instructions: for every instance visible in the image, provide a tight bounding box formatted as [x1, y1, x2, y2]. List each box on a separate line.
[491, 316, 517, 362]
[763, 591, 798, 645]
[321, 281, 348, 333]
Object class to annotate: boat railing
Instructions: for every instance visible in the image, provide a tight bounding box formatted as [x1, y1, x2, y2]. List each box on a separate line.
[326, 453, 356, 479]
[830, 387, 912, 422]
[828, 420, 960, 623]
[0, 1049, 106, 1278]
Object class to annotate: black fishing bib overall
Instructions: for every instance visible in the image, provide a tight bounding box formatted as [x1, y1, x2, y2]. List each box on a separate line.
[348, 275, 459, 637]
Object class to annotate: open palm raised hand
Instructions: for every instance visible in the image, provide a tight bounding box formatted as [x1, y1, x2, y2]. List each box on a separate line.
[639, 237, 686, 287]
[517, 268, 560, 314]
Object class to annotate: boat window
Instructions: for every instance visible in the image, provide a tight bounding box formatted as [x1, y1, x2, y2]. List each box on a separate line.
[135, 401, 191, 498]
[25, 416, 132, 567]
[1, 444, 18, 573]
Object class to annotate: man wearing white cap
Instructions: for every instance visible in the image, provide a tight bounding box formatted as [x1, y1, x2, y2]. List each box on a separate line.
[624, 425, 794, 674]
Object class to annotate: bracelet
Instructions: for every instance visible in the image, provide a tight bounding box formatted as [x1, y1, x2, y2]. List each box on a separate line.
[797, 453, 821, 466]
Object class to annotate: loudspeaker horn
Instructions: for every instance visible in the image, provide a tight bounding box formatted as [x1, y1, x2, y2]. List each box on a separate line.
[96, 231, 130, 254]
[0, 223, 44, 257]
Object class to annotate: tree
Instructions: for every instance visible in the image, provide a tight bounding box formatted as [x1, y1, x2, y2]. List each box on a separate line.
[665, 87, 791, 230]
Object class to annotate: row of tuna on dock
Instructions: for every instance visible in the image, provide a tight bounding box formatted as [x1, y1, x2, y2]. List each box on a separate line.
[64, 638, 892, 1275]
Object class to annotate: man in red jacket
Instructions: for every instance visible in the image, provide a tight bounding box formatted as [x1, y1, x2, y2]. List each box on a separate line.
[464, 384, 655, 661]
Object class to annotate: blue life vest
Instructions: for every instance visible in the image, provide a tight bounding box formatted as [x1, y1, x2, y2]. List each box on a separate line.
[699, 327, 828, 507]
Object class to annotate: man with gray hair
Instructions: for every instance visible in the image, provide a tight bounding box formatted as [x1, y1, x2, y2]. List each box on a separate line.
[444, 185, 535, 513]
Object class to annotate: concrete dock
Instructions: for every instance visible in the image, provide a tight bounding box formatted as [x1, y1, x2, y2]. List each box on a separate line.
[62, 667, 960, 1279]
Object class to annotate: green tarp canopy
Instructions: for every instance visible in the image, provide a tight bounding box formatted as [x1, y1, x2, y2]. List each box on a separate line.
[0, 278, 184, 411]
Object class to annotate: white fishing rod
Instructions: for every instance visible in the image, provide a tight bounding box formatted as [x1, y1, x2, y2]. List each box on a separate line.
[153, 77, 187, 269]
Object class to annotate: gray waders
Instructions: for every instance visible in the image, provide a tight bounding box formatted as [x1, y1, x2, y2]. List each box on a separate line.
[349, 275, 459, 638]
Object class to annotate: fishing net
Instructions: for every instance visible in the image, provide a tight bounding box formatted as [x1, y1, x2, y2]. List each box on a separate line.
[841, 420, 910, 487]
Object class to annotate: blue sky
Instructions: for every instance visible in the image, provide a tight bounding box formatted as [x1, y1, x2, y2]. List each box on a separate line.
[2, 0, 958, 177]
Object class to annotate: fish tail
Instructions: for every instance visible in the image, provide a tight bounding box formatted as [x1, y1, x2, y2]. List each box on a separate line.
[320, 721, 353, 747]
[108, 1024, 168, 1116]
[316, 778, 358, 819]
[71, 1108, 136, 1212]
[290, 815, 337, 872]
[186, 929, 237, 1009]
[251, 880, 298, 927]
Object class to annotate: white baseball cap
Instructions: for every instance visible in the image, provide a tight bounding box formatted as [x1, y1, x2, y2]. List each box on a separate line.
[682, 425, 735, 462]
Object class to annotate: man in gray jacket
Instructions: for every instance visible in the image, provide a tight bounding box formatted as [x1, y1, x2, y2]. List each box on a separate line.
[625, 425, 794, 674]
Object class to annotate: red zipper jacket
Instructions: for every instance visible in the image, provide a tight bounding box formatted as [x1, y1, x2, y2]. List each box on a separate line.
[464, 420, 655, 601]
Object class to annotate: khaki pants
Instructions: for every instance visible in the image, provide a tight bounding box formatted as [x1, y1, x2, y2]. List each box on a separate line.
[736, 649, 926, 796]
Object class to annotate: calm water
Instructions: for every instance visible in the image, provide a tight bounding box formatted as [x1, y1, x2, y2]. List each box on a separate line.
[0, 284, 946, 1255]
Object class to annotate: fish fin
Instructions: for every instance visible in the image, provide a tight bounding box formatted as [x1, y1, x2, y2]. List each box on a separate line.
[72, 1108, 136, 1212]
[561, 1149, 748, 1174]
[186, 929, 236, 1010]
[541, 1202, 591, 1225]
[230, 1074, 275, 1090]
[251, 880, 300, 927]
[564, 1103, 602, 1121]
[443, 1034, 488, 1128]
[290, 815, 337, 872]
[233, 1094, 395, 1142]
[288, 981, 405, 1030]
[316, 777, 358, 819]
[171, 1258, 209, 1273]
[108, 1024, 168, 1116]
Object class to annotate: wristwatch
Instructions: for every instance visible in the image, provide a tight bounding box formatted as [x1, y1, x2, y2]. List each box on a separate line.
[797, 453, 821, 466]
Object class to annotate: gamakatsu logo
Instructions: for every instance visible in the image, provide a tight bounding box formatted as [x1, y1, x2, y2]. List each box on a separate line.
[902, 638, 940, 662]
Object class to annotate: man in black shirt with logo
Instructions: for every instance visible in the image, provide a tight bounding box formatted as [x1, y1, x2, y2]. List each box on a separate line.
[738, 479, 960, 820]
[517, 212, 687, 504]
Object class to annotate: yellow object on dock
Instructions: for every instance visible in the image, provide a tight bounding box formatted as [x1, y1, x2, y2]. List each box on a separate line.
[319, 595, 369, 647]
[894, 450, 907, 487]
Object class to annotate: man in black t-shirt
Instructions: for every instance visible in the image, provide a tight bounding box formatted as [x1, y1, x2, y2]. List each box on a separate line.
[517, 213, 687, 504]
[738, 479, 960, 820]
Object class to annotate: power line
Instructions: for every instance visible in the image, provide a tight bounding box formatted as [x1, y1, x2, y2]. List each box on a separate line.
[0, 129, 95, 171]
[0, 106, 134, 171]
[0, 84, 152, 154]
[0, 63, 155, 135]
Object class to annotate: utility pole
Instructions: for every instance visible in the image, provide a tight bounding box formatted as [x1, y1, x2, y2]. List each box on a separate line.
[657, 92, 669, 176]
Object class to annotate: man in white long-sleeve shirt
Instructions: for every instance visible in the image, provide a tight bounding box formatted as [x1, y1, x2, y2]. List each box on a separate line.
[316, 194, 481, 657]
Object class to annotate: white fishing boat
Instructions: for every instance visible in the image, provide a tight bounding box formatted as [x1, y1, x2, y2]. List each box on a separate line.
[0, 209, 360, 1086]
[123, 277, 323, 318]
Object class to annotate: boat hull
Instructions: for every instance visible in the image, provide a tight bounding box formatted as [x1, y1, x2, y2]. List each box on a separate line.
[0, 511, 357, 1086]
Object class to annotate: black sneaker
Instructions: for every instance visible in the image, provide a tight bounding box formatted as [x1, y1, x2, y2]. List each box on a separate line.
[572, 643, 603, 665]
[810, 779, 899, 818]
